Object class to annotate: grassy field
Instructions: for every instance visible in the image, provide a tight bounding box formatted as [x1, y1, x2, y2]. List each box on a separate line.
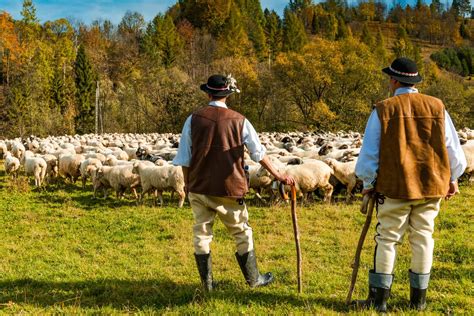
[0, 165, 472, 315]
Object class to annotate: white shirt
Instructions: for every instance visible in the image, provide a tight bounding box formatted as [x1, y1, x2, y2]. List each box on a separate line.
[172, 101, 266, 167]
[355, 87, 467, 190]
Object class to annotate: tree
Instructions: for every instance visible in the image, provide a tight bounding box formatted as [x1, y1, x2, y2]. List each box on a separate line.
[282, 9, 308, 52]
[264, 9, 282, 62]
[74, 45, 97, 134]
[360, 23, 374, 47]
[216, 6, 253, 58]
[18, 0, 40, 43]
[0, 12, 22, 85]
[142, 14, 184, 67]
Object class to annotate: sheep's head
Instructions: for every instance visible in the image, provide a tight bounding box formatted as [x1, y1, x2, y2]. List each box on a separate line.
[132, 162, 140, 174]
[318, 144, 333, 156]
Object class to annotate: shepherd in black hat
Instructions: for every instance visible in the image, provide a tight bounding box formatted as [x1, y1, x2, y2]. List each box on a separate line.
[353, 57, 467, 312]
[173, 74, 295, 291]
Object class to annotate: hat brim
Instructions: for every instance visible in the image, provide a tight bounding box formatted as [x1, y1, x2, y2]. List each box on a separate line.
[382, 67, 422, 84]
[200, 84, 234, 97]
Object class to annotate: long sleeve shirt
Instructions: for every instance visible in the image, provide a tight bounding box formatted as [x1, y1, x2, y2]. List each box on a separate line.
[172, 101, 266, 167]
[355, 87, 467, 190]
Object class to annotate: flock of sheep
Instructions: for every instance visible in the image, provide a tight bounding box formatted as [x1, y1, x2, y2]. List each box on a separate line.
[1, 127, 473, 207]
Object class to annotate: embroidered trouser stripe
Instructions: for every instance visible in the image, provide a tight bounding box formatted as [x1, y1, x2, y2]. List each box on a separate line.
[189, 192, 254, 255]
[374, 197, 440, 274]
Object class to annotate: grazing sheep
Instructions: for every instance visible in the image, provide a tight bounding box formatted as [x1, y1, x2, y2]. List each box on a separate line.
[80, 158, 103, 188]
[462, 141, 474, 183]
[4, 151, 20, 179]
[22, 151, 47, 187]
[0, 141, 7, 156]
[257, 159, 334, 203]
[41, 154, 59, 182]
[324, 158, 358, 202]
[11, 142, 26, 160]
[59, 154, 85, 183]
[94, 165, 141, 199]
[132, 162, 185, 207]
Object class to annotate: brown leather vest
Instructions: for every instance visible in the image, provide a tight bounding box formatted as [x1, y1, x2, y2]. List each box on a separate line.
[188, 105, 248, 198]
[375, 93, 450, 200]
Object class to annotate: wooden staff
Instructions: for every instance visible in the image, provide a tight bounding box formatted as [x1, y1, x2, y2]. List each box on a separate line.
[279, 183, 302, 293]
[346, 193, 376, 305]
[290, 185, 303, 294]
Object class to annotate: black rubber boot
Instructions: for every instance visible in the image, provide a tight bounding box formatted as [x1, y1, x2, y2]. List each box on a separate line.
[194, 252, 213, 291]
[409, 270, 429, 311]
[235, 250, 274, 288]
[352, 270, 393, 313]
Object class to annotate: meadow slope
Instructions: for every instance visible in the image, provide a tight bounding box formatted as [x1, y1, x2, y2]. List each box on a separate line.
[0, 165, 472, 314]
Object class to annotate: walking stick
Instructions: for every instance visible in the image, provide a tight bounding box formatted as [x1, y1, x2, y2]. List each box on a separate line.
[279, 183, 303, 293]
[345, 192, 376, 305]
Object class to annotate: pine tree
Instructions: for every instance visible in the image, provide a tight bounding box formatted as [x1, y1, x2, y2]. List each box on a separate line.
[217, 6, 253, 58]
[430, 0, 442, 16]
[393, 25, 413, 58]
[74, 45, 96, 134]
[336, 17, 350, 40]
[360, 23, 374, 47]
[236, 0, 268, 60]
[264, 9, 283, 61]
[19, 0, 40, 43]
[374, 28, 388, 64]
[282, 9, 308, 52]
[142, 14, 184, 67]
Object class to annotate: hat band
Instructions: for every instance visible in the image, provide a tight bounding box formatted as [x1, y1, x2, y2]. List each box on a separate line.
[206, 84, 229, 91]
[389, 66, 418, 77]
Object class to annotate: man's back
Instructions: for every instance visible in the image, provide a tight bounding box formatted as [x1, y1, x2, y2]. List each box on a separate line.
[375, 93, 450, 199]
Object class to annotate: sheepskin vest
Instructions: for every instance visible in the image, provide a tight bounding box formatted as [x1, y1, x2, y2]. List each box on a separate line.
[188, 105, 248, 198]
[375, 93, 450, 200]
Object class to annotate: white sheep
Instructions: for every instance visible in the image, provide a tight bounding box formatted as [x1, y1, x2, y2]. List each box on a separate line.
[4, 151, 20, 179]
[324, 158, 358, 202]
[80, 158, 103, 188]
[59, 154, 85, 183]
[41, 154, 59, 182]
[462, 141, 474, 183]
[132, 162, 185, 207]
[94, 165, 140, 199]
[257, 158, 334, 203]
[22, 151, 47, 187]
[11, 142, 26, 160]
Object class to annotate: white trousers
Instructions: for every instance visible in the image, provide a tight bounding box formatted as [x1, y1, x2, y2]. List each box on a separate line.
[188, 192, 254, 255]
[374, 197, 441, 274]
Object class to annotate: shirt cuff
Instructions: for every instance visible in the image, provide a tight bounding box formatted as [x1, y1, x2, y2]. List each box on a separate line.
[172, 157, 190, 167]
[363, 181, 374, 190]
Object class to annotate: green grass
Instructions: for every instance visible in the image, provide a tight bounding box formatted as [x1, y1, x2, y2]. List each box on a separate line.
[0, 166, 472, 314]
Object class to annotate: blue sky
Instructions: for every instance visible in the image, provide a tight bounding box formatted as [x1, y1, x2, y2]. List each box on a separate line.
[1, 0, 289, 24]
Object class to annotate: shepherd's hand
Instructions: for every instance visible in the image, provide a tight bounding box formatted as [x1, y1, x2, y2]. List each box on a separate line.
[445, 181, 459, 200]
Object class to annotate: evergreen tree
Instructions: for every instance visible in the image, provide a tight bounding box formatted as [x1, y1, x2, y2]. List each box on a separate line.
[282, 9, 308, 52]
[264, 9, 283, 61]
[374, 28, 388, 64]
[430, 0, 443, 16]
[142, 14, 184, 67]
[19, 0, 40, 43]
[217, 6, 253, 57]
[360, 23, 374, 47]
[336, 17, 350, 40]
[74, 45, 96, 134]
[236, 0, 268, 60]
[393, 25, 413, 58]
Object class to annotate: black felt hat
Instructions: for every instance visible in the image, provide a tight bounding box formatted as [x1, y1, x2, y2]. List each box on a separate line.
[200, 74, 239, 97]
[382, 57, 422, 84]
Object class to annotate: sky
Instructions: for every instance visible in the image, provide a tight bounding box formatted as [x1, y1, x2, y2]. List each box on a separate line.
[0, 0, 289, 24]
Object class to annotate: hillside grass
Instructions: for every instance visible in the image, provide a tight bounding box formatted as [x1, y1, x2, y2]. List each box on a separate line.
[0, 165, 472, 314]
